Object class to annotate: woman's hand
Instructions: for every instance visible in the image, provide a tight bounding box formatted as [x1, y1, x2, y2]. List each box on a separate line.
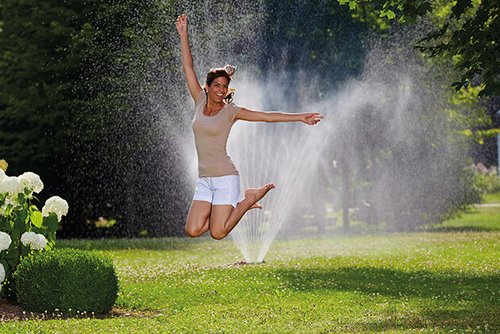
[176, 14, 188, 36]
[301, 112, 323, 125]
[176, 13, 201, 101]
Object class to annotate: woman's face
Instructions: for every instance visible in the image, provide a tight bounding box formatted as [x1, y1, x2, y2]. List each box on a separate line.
[206, 76, 229, 103]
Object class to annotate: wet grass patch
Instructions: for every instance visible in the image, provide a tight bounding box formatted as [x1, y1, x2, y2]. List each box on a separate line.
[1, 221, 498, 333]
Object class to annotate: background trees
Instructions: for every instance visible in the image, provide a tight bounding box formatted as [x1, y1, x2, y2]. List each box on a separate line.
[337, 0, 499, 96]
[1, 0, 192, 237]
[0, 0, 496, 236]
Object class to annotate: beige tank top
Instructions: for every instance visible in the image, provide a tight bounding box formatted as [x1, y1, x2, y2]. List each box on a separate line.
[192, 90, 241, 177]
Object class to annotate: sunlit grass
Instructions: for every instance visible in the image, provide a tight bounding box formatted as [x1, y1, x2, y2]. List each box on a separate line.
[483, 192, 500, 204]
[1, 207, 498, 333]
[426, 206, 500, 232]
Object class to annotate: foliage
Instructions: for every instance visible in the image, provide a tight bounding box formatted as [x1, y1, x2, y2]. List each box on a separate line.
[470, 163, 500, 194]
[0, 0, 191, 238]
[0, 0, 492, 238]
[72, 0, 191, 238]
[337, 0, 500, 97]
[417, 0, 499, 96]
[14, 248, 118, 314]
[427, 205, 500, 232]
[0, 0, 370, 238]
[483, 191, 500, 203]
[1, 233, 498, 332]
[260, 0, 369, 93]
[0, 0, 82, 195]
[0, 170, 68, 299]
[328, 36, 484, 231]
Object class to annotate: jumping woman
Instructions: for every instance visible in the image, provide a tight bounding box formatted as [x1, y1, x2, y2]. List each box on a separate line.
[176, 14, 323, 240]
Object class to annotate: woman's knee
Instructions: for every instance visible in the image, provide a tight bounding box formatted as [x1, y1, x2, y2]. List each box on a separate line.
[185, 224, 205, 238]
[209, 229, 228, 240]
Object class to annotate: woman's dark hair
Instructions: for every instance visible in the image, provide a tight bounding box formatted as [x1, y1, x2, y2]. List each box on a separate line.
[205, 65, 236, 103]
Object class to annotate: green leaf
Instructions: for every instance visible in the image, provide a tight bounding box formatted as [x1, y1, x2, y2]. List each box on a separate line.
[4, 204, 14, 217]
[44, 214, 59, 233]
[19, 207, 29, 224]
[46, 238, 56, 251]
[0, 217, 8, 230]
[380, 9, 396, 20]
[31, 226, 45, 234]
[31, 210, 43, 228]
[21, 245, 31, 257]
[338, 0, 358, 10]
[452, 0, 473, 19]
[17, 193, 26, 205]
[4, 248, 20, 264]
[11, 216, 25, 240]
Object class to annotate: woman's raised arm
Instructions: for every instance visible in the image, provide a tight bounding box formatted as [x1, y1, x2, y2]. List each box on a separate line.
[176, 14, 202, 101]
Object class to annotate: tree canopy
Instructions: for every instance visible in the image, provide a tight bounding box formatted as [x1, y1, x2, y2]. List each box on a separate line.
[0, 0, 491, 236]
[338, 0, 499, 96]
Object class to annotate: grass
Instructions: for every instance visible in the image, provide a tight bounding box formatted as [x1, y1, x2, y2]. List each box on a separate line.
[1, 203, 498, 333]
[422, 191, 500, 232]
[425, 206, 500, 232]
[483, 192, 500, 204]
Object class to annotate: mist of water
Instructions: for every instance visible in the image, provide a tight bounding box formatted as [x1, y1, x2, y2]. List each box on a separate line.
[225, 40, 470, 262]
[99, 1, 473, 260]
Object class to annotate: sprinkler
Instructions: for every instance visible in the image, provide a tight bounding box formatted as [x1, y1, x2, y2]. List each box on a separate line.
[234, 260, 266, 266]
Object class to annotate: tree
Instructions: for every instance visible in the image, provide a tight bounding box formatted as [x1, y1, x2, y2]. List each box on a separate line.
[0, 0, 86, 198]
[329, 37, 482, 231]
[338, 0, 500, 96]
[0, 0, 192, 238]
[60, 0, 192, 238]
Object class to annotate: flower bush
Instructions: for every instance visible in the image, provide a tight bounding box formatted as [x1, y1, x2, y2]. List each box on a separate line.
[0, 167, 68, 298]
[0, 231, 12, 251]
[20, 232, 48, 250]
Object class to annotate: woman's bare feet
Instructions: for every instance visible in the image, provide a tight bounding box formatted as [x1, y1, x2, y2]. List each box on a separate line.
[244, 183, 275, 209]
[250, 203, 263, 210]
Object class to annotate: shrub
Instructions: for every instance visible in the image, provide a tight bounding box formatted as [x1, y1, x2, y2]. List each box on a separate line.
[0, 166, 68, 298]
[14, 248, 119, 314]
[471, 163, 500, 194]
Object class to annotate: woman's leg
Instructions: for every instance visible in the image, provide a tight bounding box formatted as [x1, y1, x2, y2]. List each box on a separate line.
[209, 184, 275, 240]
[185, 200, 212, 237]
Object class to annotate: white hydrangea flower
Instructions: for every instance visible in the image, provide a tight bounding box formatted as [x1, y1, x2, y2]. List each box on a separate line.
[19, 172, 44, 194]
[20, 232, 47, 250]
[0, 263, 5, 283]
[0, 176, 22, 195]
[0, 231, 12, 251]
[0, 169, 6, 182]
[42, 196, 69, 222]
[0, 197, 14, 216]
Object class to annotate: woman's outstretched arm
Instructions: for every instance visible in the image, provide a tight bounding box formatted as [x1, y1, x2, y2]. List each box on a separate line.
[176, 14, 202, 101]
[235, 108, 323, 125]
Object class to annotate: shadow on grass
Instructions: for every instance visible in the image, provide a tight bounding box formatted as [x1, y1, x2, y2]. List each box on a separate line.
[56, 237, 199, 251]
[275, 266, 499, 330]
[423, 225, 496, 232]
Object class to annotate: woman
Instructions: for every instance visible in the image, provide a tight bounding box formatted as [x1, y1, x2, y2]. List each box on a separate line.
[176, 14, 323, 240]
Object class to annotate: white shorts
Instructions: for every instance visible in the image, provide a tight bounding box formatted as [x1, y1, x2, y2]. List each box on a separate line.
[193, 175, 241, 208]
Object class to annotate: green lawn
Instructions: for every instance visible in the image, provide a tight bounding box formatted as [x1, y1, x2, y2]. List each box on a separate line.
[425, 206, 500, 232]
[1, 209, 498, 333]
[483, 192, 500, 204]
